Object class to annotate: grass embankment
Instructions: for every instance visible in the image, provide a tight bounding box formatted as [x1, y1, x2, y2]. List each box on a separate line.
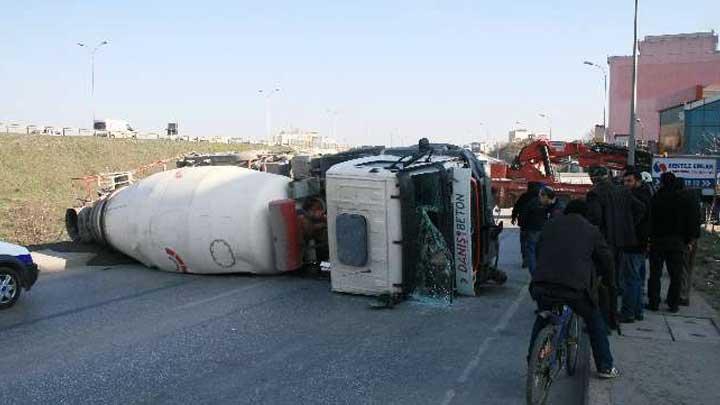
[694, 229, 720, 312]
[0, 135, 259, 246]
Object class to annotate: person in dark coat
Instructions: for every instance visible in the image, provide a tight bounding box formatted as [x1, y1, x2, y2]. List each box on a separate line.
[512, 182, 543, 268]
[648, 172, 697, 312]
[528, 199, 619, 379]
[523, 189, 552, 274]
[620, 168, 652, 322]
[586, 166, 645, 330]
[539, 185, 566, 219]
[672, 178, 702, 307]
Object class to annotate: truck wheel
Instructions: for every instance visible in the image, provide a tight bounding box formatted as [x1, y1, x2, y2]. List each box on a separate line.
[0, 267, 22, 309]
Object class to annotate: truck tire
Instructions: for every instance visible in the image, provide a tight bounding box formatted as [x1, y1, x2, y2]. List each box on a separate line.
[0, 266, 22, 310]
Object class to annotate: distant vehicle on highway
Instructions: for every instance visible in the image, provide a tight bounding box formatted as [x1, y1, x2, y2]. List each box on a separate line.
[0, 241, 39, 309]
[93, 119, 136, 138]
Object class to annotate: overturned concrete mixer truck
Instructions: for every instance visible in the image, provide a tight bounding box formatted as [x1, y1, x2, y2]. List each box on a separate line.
[66, 139, 506, 300]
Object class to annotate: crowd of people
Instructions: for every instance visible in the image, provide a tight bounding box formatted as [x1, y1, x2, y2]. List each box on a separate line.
[522, 166, 702, 379]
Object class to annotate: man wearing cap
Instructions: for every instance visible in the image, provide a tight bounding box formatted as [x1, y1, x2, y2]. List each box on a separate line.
[586, 166, 646, 330]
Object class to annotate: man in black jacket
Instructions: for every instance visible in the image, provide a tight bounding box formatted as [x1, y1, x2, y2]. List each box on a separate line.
[676, 181, 702, 306]
[523, 190, 552, 274]
[586, 166, 645, 329]
[529, 199, 619, 378]
[648, 172, 696, 312]
[512, 182, 543, 268]
[621, 168, 652, 322]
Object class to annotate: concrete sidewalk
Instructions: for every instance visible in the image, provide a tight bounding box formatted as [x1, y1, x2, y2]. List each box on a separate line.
[588, 282, 720, 404]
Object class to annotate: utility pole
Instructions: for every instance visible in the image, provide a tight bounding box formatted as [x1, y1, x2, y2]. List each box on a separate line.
[628, 0, 640, 166]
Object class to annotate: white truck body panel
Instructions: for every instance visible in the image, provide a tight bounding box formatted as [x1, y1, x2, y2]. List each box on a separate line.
[326, 155, 403, 296]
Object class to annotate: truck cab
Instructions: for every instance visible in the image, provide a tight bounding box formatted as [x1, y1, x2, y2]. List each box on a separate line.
[322, 142, 505, 302]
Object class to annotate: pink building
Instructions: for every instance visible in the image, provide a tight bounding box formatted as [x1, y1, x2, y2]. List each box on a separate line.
[608, 31, 720, 143]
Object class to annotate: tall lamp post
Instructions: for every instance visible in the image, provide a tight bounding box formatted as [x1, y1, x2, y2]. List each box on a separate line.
[326, 108, 339, 140]
[583, 60, 608, 141]
[259, 87, 280, 143]
[538, 113, 552, 139]
[627, 0, 640, 166]
[479, 122, 490, 152]
[636, 117, 645, 142]
[77, 40, 109, 121]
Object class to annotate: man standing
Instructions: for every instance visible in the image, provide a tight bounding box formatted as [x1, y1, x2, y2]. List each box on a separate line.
[529, 199, 619, 378]
[621, 169, 652, 322]
[523, 188, 551, 274]
[673, 179, 702, 307]
[299, 197, 329, 262]
[648, 173, 696, 312]
[586, 166, 645, 330]
[512, 182, 543, 268]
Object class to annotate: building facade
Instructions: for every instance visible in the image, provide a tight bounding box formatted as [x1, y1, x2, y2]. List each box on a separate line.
[683, 95, 720, 155]
[508, 129, 531, 143]
[273, 128, 341, 151]
[608, 31, 720, 143]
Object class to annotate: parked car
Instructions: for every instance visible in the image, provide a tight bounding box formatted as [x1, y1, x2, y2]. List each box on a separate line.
[0, 241, 39, 309]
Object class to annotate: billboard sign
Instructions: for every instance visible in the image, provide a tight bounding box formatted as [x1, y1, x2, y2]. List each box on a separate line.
[651, 157, 717, 192]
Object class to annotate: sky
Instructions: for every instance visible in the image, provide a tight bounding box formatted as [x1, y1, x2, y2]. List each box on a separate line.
[1, 0, 718, 146]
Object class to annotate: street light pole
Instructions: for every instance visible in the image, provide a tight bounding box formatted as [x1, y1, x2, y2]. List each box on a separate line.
[479, 122, 490, 152]
[636, 117, 645, 142]
[77, 41, 109, 122]
[259, 87, 280, 143]
[583, 60, 608, 141]
[628, 0, 640, 166]
[538, 113, 552, 139]
[326, 109, 340, 141]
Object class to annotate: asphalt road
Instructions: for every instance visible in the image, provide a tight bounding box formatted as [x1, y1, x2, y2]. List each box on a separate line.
[1, 229, 588, 404]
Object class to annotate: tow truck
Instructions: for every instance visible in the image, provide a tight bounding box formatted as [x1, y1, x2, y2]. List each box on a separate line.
[491, 139, 652, 207]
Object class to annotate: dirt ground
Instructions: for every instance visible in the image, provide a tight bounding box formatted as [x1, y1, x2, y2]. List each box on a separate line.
[693, 229, 720, 313]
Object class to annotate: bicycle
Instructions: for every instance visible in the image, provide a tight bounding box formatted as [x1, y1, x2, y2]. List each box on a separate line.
[526, 304, 582, 405]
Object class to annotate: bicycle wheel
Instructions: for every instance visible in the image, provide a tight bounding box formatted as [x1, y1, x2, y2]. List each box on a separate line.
[566, 314, 581, 376]
[526, 326, 556, 405]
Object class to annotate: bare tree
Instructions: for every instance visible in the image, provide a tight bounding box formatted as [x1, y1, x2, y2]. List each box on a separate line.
[699, 130, 720, 155]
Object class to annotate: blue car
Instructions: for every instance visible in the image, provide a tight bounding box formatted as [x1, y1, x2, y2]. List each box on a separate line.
[0, 241, 39, 309]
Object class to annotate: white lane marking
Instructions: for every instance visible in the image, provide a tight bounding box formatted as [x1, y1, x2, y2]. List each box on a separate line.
[458, 336, 496, 384]
[441, 389, 456, 405]
[492, 285, 527, 333]
[443, 282, 528, 403]
[176, 281, 269, 310]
